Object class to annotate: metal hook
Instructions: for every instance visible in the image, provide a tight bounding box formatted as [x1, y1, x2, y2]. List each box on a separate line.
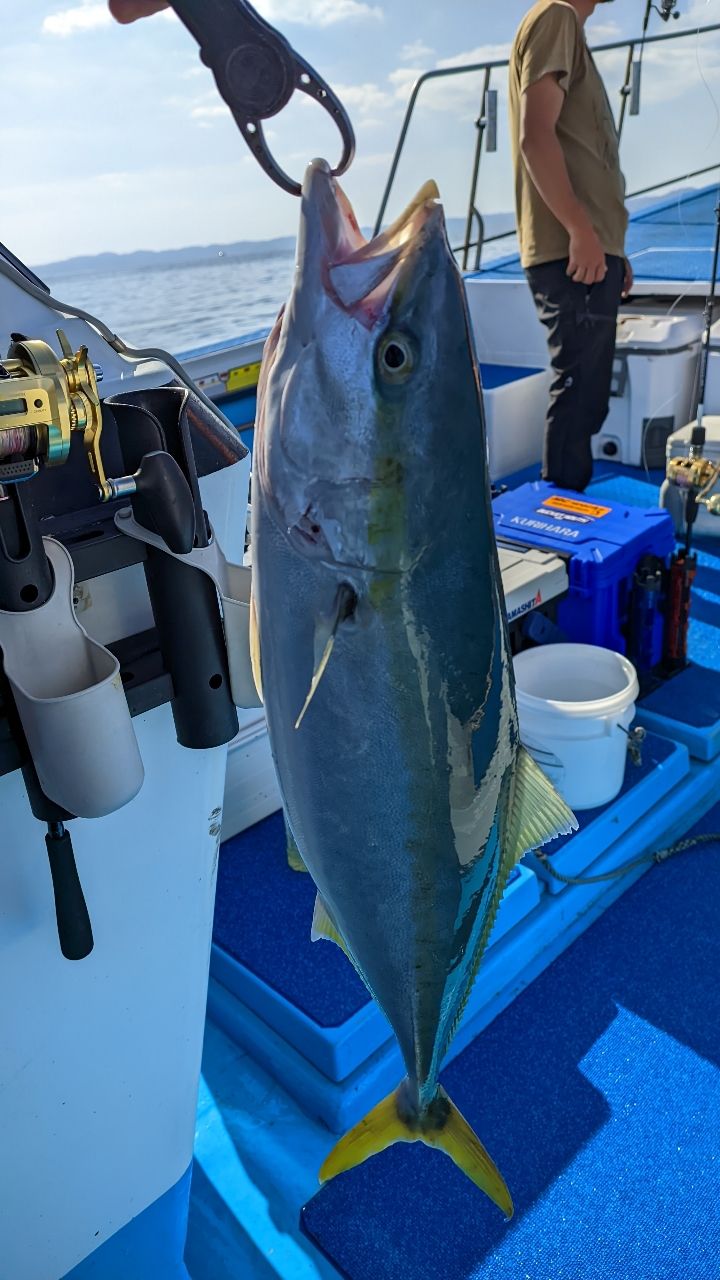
[169, 0, 355, 195]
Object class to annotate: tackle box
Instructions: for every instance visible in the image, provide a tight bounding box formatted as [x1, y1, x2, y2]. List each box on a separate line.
[492, 481, 675, 654]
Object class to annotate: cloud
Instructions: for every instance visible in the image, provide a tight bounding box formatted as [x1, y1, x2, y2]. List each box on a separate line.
[191, 104, 228, 121]
[399, 39, 434, 63]
[388, 43, 513, 116]
[42, 4, 111, 37]
[255, 0, 382, 25]
[588, 20, 623, 42]
[333, 82, 394, 114]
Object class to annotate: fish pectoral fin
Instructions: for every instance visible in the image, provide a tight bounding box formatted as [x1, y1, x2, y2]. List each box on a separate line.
[311, 894, 351, 958]
[295, 583, 357, 730]
[506, 745, 578, 865]
[249, 592, 263, 704]
[319, 1082, 513, 1219]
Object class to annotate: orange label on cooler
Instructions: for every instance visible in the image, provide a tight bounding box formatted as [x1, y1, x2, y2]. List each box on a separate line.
[541, 496, 611, 519]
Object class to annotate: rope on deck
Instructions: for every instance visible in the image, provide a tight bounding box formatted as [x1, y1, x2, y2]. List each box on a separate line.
[535, 831, 720, 886]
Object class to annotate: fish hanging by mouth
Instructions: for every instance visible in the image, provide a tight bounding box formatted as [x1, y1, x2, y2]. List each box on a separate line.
[251, 157, 577, 1217]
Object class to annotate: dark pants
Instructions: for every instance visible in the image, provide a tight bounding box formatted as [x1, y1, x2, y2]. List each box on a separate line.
[525, 255, 624, 492]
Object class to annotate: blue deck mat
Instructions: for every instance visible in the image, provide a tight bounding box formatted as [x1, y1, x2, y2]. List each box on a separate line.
[213, 810, 368, 1029]
[547, 731, 677, 855]
[301, 806, 720, 1280]
[471, 184, 720, 284]
[212, 735, 674, 1037]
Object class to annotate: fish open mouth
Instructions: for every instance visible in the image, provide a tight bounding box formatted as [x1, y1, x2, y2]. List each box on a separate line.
[299, 157, 443, 319]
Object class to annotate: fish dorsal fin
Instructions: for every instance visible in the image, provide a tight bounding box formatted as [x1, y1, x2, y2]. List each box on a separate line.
[249, 591, 263, 704]
[295, 584, 357, 729]
[505, 745, 577, 869]
[311, 894, 351, 959]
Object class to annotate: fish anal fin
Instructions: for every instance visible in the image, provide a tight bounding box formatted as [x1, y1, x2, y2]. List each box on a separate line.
[319, 1081, 513, 1218]
[311, 894, 351, 960]
[505, 745, 577, 871]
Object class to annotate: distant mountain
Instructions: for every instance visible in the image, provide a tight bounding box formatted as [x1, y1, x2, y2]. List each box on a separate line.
[33, 189, 694, 278]
[36, 236, 297, 276]
[35, 213, 517, 277]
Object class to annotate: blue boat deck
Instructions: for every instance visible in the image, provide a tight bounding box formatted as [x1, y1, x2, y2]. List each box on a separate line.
[469, 184, 720, 289]
[185, 453, 720, 1280]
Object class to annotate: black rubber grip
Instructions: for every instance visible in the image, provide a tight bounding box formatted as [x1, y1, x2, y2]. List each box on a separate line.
[45, 830, 94, 961]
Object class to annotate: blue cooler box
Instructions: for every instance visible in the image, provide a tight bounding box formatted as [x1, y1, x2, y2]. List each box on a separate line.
[492, 481, 675, 653]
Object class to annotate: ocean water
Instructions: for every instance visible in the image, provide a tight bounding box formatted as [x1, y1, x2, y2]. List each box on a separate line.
[43, 251, 297, 356]
[41, 233, 518, 359]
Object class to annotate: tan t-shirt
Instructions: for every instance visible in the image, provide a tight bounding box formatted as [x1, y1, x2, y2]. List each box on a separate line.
[508, 0, 628, 267]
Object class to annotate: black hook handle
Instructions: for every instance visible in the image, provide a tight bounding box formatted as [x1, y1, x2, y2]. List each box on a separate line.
[45, 823, 94, 961]
[169, 0, 355, 194]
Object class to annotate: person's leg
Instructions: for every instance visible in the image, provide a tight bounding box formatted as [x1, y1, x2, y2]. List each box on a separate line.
[579, 255, 625, 441]
[526, 255, 624, 491]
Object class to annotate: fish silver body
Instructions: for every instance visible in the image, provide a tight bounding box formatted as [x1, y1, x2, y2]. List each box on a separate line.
[251, 159, 575, 1211]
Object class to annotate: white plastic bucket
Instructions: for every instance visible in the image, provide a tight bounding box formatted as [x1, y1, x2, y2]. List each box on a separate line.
[513, 643, 639, 810]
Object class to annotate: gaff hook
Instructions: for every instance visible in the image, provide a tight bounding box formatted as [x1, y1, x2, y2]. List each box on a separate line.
[169, 0, 356, 195]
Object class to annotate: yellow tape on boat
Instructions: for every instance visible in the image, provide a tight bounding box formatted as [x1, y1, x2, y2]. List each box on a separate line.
[226, 361, 262, 393]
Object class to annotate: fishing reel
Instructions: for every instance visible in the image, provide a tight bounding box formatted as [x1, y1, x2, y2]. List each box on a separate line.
[0, 331, 109, 492]
[0, 330, 186, 513]
[666, 426, 720, 522]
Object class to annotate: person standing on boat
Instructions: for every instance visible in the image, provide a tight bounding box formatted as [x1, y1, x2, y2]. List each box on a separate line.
[509, 0, 633, 493]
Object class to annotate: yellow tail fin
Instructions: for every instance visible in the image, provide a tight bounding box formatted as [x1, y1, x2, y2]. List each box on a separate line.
[319, 1082, 513, 1218]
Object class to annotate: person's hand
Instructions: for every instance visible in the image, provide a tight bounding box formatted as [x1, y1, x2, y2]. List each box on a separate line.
[566, 223, 608, 286]
[108, 0, 169, 22]
[622, 257, 634, 298]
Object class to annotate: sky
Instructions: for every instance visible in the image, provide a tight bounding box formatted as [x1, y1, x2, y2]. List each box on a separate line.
[3, 0, 720, 266]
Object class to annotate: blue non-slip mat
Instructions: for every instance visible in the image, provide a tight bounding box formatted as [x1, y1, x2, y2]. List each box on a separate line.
[588, 468, 664, 510]
[472, 184, 720, 285]
[302, 809, 720, 1280]
[211, 815, 539, 1085]
[213, 810, 367, 1029]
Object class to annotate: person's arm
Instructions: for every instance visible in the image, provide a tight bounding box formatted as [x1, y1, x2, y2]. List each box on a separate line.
[109, 0, 168, 21]
[520, 73, 607, 285]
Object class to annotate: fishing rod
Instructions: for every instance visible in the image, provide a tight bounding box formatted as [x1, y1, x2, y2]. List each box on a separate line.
[661, 188, 720, 669]
[618, 0, 681, 134]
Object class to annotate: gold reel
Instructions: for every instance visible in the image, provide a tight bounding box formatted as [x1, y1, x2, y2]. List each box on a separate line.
[0, 330, 111, 499]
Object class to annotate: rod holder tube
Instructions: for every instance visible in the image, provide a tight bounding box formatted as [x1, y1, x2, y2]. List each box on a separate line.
[0, 538, 144, 816]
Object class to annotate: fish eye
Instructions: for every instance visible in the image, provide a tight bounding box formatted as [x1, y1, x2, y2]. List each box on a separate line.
[377, 332, 415, 382]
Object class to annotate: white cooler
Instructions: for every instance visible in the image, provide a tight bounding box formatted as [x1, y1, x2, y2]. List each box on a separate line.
[481, 363, 552, 482]
[593, 313, 704, 468]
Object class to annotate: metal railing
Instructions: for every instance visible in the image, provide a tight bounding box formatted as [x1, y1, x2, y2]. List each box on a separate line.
[373, 21, 720, 271]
